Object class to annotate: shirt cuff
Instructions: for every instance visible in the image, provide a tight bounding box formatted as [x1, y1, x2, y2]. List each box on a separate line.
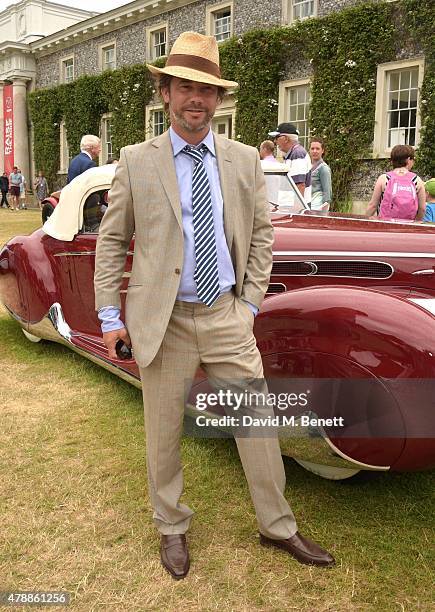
[98, 306, 124, 333]
[242, 300, 259, 316]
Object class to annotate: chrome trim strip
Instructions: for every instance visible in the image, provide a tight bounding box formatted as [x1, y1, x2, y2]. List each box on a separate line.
[273, 251, 435, 258]
[47, 302, 72, 341]
[412, 269, 435, 275]
[3, 303, 28, 323]
[53, 251, 96, 257]
[54, 249, 135, 257]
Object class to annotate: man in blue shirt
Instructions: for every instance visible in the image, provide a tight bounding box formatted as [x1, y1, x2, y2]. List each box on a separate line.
[67, 134, 101, 183]
[94, 31, 334, 579]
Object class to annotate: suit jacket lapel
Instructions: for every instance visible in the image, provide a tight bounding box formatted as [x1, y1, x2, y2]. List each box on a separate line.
[214, 133, 235, 251]
[151, 131, 183, 232]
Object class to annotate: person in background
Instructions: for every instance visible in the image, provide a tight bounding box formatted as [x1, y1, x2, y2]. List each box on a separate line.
[18, 169, 27, 209]
[365, 145, 425, 221]
[259, 140, 278, 163]
[67, 135, 101, 184]
[309, 138, 332, 211]
[422, 178, 435, 223]
[268, 123, 311, 206]
[9, 166, 22, 211]
[105, 157, 119, 165]
[0, 172, 10, 208]
[34, 170, 49, 210]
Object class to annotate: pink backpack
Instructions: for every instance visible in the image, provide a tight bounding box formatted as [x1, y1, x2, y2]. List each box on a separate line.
[378, 171, 418, 221]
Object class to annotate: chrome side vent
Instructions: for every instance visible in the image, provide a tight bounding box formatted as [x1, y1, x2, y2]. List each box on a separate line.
[267, 283, 286, 294]
[272, 261, 316, 275]
[272, 260, 393, 279]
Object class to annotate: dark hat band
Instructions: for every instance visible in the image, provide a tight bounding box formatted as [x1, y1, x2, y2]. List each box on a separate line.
[165, 54, 222, 79]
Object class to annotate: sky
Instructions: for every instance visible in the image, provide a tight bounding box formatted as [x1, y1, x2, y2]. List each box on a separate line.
[3, 0, 134, 12]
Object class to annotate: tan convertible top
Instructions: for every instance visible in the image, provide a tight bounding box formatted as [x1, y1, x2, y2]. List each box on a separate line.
[43, 164, 117, 241]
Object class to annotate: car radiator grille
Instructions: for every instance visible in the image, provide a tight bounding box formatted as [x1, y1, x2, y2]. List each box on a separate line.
[272, 260, 393, 279]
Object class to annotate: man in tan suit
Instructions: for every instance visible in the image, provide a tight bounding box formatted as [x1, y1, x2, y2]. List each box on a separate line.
[94, 31, 334, 579]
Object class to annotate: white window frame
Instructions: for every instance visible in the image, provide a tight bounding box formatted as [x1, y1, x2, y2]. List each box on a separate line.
[100, 113, 113, 164]
[59, 121, 70, 173]
[278, 78, 311, 150]
[99, 41, 116, 72]
[282, 0, 318, 24]
[147, 23, 168, 61]
[145, 103, 167, 140]
[206, 1, 233, 43]
[373, 57, 425, 158]
[211, 94, 236, 139]
[60, 54, 74, 84]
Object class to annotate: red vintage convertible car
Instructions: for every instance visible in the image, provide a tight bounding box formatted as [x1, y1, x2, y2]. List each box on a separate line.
[1, 164, 434, 479]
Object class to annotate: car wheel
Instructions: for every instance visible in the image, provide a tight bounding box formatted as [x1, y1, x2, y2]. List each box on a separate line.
[42, 202, 55, 223]
[293, 458, 361, 480]
[22, 329, 42, 343]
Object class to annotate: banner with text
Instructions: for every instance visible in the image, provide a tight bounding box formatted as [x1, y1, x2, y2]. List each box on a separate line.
[3, 84, 14, 174]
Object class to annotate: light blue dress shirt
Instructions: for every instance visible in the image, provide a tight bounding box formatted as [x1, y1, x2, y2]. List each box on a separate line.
[98, 128, 257, 333]
[170, 127, 235, 300]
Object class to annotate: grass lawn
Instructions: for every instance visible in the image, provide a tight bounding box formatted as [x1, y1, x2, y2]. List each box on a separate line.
[0, 209, 434, 611]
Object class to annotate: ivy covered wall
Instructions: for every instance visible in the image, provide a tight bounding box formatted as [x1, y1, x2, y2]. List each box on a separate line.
[28, 0, 434, 206]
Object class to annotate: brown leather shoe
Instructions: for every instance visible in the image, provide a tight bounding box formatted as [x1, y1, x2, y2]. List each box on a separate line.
[260, 531, 335, 567]
[160, 534, 190, 579]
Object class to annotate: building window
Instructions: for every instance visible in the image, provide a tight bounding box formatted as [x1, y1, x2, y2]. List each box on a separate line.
[386, 68, 418, 147]
[60, 121, 71, 173]
[101, 115, 113, 162]
[153, 29, 167, 59]
[147, 24, 168, 60]
[373, 58, 424, 157]
[61, 56, 74, 83]
[102, 44, 116, 71]
[211, 96, 236, 139]
[152, 110, 165, 137]
[214, 9, 231, 41]
[206, 3, 233, 42]
[283, 0, 317, 24]
[278, 80, 311, 149]
[145, 105, 167, 139]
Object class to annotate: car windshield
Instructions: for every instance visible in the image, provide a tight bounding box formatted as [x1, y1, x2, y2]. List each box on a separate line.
[264, 170, 308, 216]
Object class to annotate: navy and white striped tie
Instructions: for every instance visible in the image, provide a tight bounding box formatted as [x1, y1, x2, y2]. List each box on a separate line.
[183, 144, 220, 307]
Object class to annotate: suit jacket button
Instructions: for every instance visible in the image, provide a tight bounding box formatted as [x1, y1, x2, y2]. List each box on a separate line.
[175, 268, 181, 274]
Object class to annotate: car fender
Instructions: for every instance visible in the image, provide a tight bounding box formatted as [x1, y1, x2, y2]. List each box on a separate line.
[255, 286, 435, 470]
[256, 285, 435, 376]
[0, 232, 61, 328]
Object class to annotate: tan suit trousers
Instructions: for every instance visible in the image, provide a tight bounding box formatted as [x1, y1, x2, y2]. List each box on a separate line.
[139, 292, 297, 539]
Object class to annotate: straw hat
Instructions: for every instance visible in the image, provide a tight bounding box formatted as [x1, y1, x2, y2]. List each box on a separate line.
[147, 31, 238, 89]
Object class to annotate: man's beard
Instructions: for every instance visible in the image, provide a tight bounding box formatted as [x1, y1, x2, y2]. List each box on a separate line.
[173, 108, 213, 133]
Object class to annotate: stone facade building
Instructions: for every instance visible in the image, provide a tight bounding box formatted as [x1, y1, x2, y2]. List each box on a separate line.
[0, 0, 97, 182]
[0, 0, 427, 206]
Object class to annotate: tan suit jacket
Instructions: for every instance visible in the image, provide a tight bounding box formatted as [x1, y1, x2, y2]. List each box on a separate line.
[94, 130, 273, 367]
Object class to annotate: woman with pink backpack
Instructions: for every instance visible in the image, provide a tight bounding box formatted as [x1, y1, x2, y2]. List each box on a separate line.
[365, 145, 426, 221]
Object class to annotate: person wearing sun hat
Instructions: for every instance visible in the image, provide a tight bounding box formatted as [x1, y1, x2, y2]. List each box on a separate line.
[95, 31, 335, 580]
[423, 178, 435, 222]
[268, 122, 312, 206]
